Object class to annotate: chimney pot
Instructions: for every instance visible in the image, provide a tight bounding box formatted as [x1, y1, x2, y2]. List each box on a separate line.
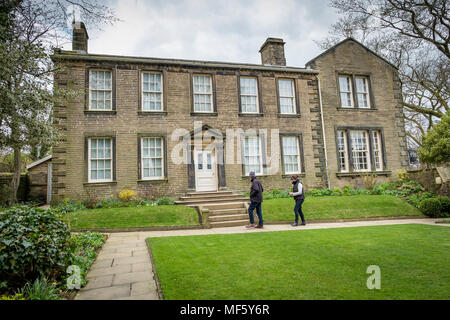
[259, 38, 286, 66]
[72, 21, 89, 53]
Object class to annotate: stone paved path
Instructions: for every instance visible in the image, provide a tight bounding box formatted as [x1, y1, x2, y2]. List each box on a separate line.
[75, 218, 445, 300]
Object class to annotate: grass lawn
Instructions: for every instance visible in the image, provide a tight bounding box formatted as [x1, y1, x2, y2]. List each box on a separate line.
[263, 195, 422, 222]
[148, 224, 450, 299]
[65, 205, 199, 229]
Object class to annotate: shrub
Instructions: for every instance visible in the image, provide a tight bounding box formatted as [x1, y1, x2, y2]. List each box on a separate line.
[66, 232, 106, 288]
[17, 278, 61, 300]
[342, 185, 354, 196]
[362, 173, 377, 190]
[157, 197, 175, 205]
[419, 198, 443, 217]
[407, 192, 434, 208]
[437, 196, 450, 215]
[118, 189, 137, 202]
[308, 189, 332, 196]
[52, 198, 85, 214]
[0, 206, 71, 289]
[330, 188, 342, 196]
[397, 169, 409, 183]
[0, 293, 25, 300]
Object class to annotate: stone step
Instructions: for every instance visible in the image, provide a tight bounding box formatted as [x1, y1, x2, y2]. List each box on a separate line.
[180, 194, 245, 201]
[192, 202, 247, 210]
[210, 219, 249, 228]
[186, 191, 233, 197]
[208, 207, 248, 216]
[175, 197, 249, 206]
[209, 213, 249, 222]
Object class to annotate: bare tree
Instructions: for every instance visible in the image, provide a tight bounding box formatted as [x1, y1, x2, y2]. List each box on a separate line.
[0, 0, 118, 204]
[318, 0, 449, 149]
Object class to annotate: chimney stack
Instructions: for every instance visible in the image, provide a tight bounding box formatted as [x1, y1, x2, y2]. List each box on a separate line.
[259, 38, 286, 66]
[72, 21, 89, 53]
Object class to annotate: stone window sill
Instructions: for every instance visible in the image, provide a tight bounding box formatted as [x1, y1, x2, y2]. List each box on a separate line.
[238, 113, 264, 117]
[282, 173, 306, 178]
[190, 112, 218, 117]
[336, 107, 378, 111]
[137, 178, 168, 183]
[277, 113, 301, 118]
[336, 171, 391, 178]
[83, 181, 117, 186]
[138, 111, 168, 116]
[84, 110, 117, 115]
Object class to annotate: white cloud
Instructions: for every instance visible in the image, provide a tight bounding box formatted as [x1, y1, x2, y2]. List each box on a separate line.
[63, 0, 338, 67]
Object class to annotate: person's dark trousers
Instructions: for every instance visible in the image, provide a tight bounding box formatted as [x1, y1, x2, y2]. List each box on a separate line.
[248, 201, 263, 226]
[294, 199, 305, 224]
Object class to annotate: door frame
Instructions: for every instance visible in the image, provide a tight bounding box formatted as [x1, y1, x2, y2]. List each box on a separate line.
[194, 148, 218, 192]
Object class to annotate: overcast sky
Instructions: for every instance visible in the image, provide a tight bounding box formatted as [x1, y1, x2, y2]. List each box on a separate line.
[62, 0, 339, 68]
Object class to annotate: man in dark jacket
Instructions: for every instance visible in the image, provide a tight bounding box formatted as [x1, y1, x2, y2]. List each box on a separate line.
[289, 175, 306, 226]
[246, 171, 264, 229]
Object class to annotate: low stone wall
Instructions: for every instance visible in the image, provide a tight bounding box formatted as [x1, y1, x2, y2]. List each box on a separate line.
[0, 173, 30, 203]
[407, 168, 449, 197]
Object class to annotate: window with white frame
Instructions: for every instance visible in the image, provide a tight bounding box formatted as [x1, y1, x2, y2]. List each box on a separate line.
[350, 131, 371, 172]
[141, 137, 164, 179]
[355, 77, 370, 108]
[337, 130, 349, 172]
[142, 72, 163, 111]
[372, 130, 383, 171]
[338, 76, 353, 108]
[282, 136, 301, 174]
[89, 138, 112, 182]
[240, 77, 259, 113]
[89, 70, 112, 110]
[278, 79, 296, 114]
[193, 75, 213, 112]
[243, 136, 263, 175]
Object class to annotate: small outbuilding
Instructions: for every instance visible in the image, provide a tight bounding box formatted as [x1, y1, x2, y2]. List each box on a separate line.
[26, 155, 52, 204]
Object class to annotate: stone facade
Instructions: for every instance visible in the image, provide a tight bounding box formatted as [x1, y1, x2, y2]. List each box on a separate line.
[50, 31, 407, 202]
[306, 38, 409, 188]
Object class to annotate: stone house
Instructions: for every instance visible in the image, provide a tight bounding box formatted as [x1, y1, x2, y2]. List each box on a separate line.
[50, 22, 408, 202]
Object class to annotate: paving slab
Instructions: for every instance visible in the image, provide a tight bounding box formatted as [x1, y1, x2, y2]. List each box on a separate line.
[76, 284, 131, 300]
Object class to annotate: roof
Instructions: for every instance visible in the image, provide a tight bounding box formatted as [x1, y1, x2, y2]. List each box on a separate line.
[305, 37, 398, 70]
[52, 50, 319, 74]
[26, 155, 52, 170]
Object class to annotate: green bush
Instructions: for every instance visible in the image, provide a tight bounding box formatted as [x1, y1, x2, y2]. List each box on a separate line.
[17, 278, 61, 300]
[437, 197, 450, 215]
[52, 198, 86, 214]
[331, 188, 343, 196]
[157, 197, 175, 205]
[66, 232, 105, 288]
[407, 192, 434, 208]
[419, 198, 443, 217]
[0, 206, 71, 289]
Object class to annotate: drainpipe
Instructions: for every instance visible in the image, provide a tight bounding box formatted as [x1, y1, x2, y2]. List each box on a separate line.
[316, 75, 331, 189]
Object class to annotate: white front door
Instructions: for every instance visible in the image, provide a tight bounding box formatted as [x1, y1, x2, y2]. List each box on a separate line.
[194, 149, 217, 192]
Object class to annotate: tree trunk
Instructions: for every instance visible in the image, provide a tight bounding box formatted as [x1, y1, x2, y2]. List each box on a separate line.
[9, 147, 21, 205]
